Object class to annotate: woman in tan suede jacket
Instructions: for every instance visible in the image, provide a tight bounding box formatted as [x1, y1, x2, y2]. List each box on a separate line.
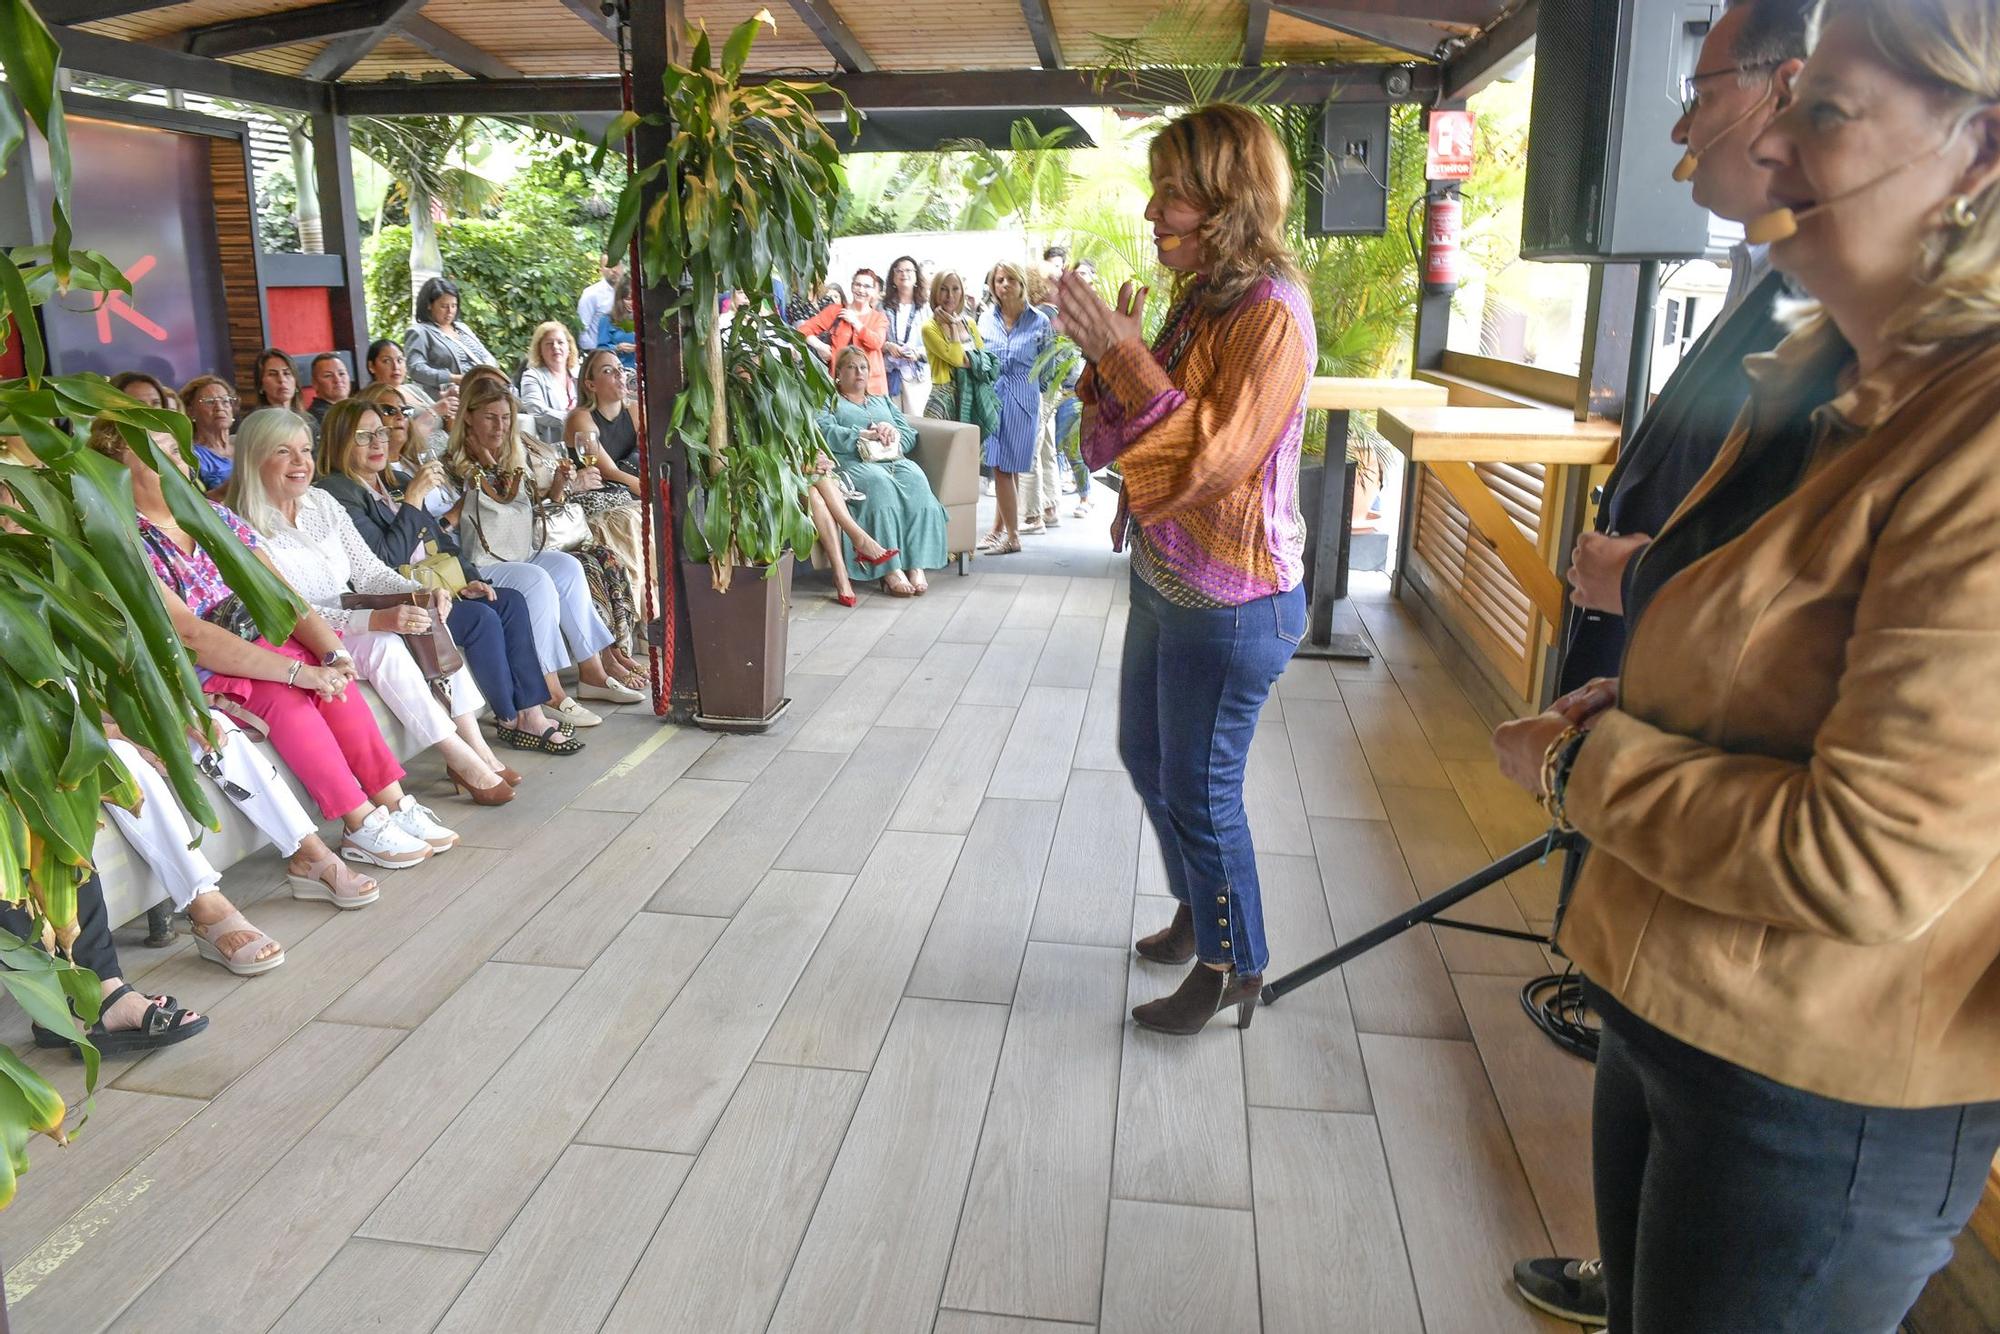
[1493, 3, 2000, 1330]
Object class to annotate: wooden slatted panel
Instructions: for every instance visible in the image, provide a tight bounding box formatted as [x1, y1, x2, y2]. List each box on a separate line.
[1052, 0, 1248, 64]
[206, 134, 266, 392]
[342, 35, 466, 80]
[1408, 463, 1541, 698]
[223, 40, 327, 77]
[420, 0, 614, 75]
[840, 0, 1040, 71]
[688, 0, 845, 69]
[1262, 11, 1401, 62]
[81, 0, 281, 43]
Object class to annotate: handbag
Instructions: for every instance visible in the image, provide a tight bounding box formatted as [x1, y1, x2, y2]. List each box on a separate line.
[339, 590, 465, 702]
[855, 427, 904, 464]
[534, 499, 592, 553]
[402, 540, 467, 595]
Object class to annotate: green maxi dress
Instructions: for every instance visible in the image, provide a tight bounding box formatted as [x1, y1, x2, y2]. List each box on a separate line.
[816, 393, 950, 580]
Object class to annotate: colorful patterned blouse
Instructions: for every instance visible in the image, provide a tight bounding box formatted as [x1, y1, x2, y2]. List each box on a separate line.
[1079, 271, 1315, 608]
[138, 503, 262, 620]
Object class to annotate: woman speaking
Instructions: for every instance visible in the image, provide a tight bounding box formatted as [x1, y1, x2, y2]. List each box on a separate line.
[1494, 2, 2000, 1327]
[1058, 104, 1315, 1034]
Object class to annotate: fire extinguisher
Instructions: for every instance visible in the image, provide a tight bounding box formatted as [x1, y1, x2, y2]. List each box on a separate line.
[1424, 187, 1463, 294]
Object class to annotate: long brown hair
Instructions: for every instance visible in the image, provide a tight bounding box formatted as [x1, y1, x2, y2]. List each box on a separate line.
[1148, 104, 1303, 311]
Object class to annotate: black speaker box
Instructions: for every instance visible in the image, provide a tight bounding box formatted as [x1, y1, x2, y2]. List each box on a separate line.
[1523, 0, 1719, 261]
[1307, 102, 1391, 237]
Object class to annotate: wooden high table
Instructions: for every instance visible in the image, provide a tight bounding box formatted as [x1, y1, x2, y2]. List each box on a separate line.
[1376, 405, 1623, 635]
[1297, 377, 1450, 661]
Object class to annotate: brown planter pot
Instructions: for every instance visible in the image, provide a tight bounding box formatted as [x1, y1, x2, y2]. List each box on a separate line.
[681, 554, 793, 729]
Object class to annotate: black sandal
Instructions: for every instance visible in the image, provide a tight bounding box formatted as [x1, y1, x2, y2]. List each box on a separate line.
[31, 983, 209, 1058]
[495, 723, 585, 756]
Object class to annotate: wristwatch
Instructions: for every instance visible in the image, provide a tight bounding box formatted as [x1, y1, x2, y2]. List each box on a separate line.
[322, 648, 354, 669]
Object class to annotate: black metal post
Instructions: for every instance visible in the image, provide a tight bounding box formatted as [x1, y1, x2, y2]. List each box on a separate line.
[308, 110, 368, 365]
[1295, 408, 1372, 661]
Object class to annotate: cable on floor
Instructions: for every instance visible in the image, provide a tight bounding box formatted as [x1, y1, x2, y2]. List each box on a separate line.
[1519, 965, 1601, 1063]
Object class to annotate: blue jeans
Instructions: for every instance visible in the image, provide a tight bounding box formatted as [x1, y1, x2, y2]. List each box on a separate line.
[448, 586, 549, 722]
[1589, 984, 2000, 1333]
[1119, 573, 1304, 975]
[1055, 397, 1087, 498]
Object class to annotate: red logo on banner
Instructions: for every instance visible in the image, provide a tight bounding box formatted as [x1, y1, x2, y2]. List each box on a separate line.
[94, 254, 169, 344]
[1426, 111, 1477, 182]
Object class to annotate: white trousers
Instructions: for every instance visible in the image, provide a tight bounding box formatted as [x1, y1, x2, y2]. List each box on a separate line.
[342, 628, 482, 751]
[106, 713, 318, 910]
[1018, 393, 1062, 520]
[483, 552, 614, 672]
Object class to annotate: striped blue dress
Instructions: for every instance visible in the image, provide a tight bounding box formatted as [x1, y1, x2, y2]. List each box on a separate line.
[978, 303, 1051, 474]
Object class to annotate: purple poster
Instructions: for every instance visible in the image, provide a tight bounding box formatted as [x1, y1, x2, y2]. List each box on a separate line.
[40, 116, 236, 388]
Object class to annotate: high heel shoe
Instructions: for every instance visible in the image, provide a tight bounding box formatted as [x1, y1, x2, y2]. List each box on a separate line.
[1135, 902, 1196, 965]
[447, 767, 517, 806]
[497, 766, 524, 787]
[836, 590, 858, 608]
[1131, 963, 1262, 1035]
[856, 546, 900, 568]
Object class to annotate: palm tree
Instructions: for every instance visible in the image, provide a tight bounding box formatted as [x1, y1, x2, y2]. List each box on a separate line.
[346, 116, 506, 318]
[942, 121, 1081, 231]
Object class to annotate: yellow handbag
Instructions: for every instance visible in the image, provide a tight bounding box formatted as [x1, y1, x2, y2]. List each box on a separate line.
[401, 540, 467, 595]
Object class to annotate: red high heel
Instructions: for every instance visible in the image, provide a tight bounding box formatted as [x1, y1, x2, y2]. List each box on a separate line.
[856, 546, 900, 568]
[836, 591, 858, 608]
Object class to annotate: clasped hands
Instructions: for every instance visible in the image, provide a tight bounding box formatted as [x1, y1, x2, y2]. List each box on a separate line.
[1053, 270, 1147, 363]
[1492, 678, 1620, 799]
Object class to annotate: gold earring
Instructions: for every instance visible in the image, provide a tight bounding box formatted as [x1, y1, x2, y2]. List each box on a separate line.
[1947, 194, 1980, 229]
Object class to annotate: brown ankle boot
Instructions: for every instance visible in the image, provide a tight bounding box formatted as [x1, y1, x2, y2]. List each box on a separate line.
[1130, 963, 1263, 1035]
[1135, 902, 1196, 965]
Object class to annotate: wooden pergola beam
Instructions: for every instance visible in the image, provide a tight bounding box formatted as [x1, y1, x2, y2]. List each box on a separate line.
[1018, 0, 1062, 69]
[166, 0, 405, 59]
[784, 0, 874, 73]
[1442, 0, 1535, 100]
[54, 23, 331, 111]
[1274, 6, 1450, 59]
[303, 0, 429, 80]
[41, 0, 181, 23]
[400, 15, 523, 79]
[555, 0, 617, 43]
[1244, 0, 1271, 65]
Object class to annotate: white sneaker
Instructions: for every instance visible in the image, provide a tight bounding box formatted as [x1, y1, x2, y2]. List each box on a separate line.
[341, 807, 432, 869]
[577, 678, 645, 705]
[393, 795, 459, 853]
[553, 696, 603, 728]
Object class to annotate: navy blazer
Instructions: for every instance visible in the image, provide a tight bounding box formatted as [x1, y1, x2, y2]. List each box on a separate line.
[315, 472, 486, 586]
[1558, 272, 1789, 693]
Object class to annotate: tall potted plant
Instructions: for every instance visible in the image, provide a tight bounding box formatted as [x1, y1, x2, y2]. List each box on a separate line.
[0, 0, 304, 1228]
[608, 10, 855, 727]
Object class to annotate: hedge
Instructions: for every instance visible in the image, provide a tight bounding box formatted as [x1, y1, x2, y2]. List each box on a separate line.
[363, 218, 603, 370]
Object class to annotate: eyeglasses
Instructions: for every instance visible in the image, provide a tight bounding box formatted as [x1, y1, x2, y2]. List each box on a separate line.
[1680, 60, 1780, 117]
[193, 396, 233, 409]
[354, 428, 392, 445]
[375, 404, 407, 418]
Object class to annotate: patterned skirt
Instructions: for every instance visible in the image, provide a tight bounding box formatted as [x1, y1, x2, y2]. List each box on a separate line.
[572, 541, 637, 649]
[923, 380, 958, 421]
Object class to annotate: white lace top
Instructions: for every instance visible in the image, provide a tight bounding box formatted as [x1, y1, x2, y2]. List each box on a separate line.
[258, 486, 422, 633]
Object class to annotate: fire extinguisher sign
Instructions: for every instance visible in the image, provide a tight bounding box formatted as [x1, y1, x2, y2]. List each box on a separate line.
[1426, 111, 1477, 182]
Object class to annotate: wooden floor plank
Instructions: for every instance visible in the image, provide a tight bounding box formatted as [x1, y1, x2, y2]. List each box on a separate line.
[1389, 659, 1498, 762]
[1002, 575, 1073, 630]
[1059, 576, 1115, 618]
[793, 605, 900, 676]
[940, 582, 1023, 644]
[361, 913, 722, 1250]
[878, 639, 989, 729]
[3, 1023, 399, 1332]
[267, 1238, 483, 1334]
[0, 1088, 203, 1264]
[1308, 817, 1471, 1041]
[1033, 615, 1107, 689]
[648, 750, 846, 917]
[567, 723, 717, 813]
[873, 588, 969, 660]
[1342, 680, 1455, 790]
[1099, 602, 1128, 672]
[943, 943, 1128, 1324]
[1456, 974, 1599, 1260]
[1276, 655, 1345, 700]
[1112, 954, 1252, 1211]
[766, 998, 1010, 1334]
[601, 1062, 865, 1334]
[1243, 854, 1372, 1115]
[760, 831, 965, 1070]
[581, 870, 851, 1154]
[1353, 596, 1444, 668]
[497, 778, 745, 967]
[1072, 665, 1124, 773]
[684, 672, 842, 782]
[935, 1316, 1095, 1334]
[1250, 1107, 1424, 1334]
[1283, 697, 1388, 821]
[960, 626, 1055, 709]
[1362, 1034, 1569, 1334]
[431, 1145, 694, 1334]
[1245, 718, 1315, 857]
[314, 815, 630, 1032]
[988, 686, 1089, 801]
[1098, 1198, 1259, 1334]
[787, 655, 920, 753]
[777, 726, 938, 875]
[1442, 758, 1567, 927]
[890, 703, 1017, 835]
[906, 798, 1062, 1005]
[1028, 768, 1142, 950]
[108, 963, 578, 1334]
[1379, 786, 1552, 977]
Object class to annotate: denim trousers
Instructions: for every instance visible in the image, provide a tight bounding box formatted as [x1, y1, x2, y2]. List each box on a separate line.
[1589, 984, 2000, 1333]
[448, 586, 550, 721]
[1118, 572, 1304, 975]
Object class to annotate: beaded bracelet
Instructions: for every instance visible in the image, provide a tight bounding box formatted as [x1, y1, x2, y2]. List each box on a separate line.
[1538, 725, 1586, 832]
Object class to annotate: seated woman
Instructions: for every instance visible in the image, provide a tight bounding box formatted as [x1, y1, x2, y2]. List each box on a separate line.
[251, 348, 315, 441]
[319, 391, 572, 761]
[110, 370, 170, 411]
[367, 337, 454, 455]
[814, 345, 947, 598]
[227, 407, 513, 807]
[445, 375, 647, 719]
[520, 321, 579, 422]
[93, 420, 447, 871]
[10, 876, 207, 1058]
[179, 374, 240, 493]
[592, 279, 639, 371]
[406, 277, 500, 395]
[560, 350, 651, 611]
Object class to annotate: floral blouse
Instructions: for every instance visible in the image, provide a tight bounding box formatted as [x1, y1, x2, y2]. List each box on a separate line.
[138, 503, 262, 620]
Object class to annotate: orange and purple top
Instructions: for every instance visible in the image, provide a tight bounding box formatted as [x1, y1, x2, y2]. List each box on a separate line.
[1078, 271, 1315, 608]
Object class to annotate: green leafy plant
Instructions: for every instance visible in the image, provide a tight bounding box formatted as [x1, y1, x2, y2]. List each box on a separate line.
[607, 10, 857, 591]
[364, 217, 604, 364]
[0, 0, 303, 1208]
[348, 115, 509, 319]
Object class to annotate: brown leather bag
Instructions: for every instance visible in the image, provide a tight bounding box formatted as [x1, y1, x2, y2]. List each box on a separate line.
[338, 591, 464, 702]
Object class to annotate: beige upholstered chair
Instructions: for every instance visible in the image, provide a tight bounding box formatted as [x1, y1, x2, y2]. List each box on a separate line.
[908, 416, 980, 574]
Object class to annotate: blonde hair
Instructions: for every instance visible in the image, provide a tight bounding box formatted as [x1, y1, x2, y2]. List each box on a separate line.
[988, 261, 1029, 310]
[1813, 0, 2000, 349]
[929, 269, 968, 315]
[529, 321, 578, 376]
[445, 375, 525, 478]
[834, 345, 872, 378]
[225, 408, 314, 535]
[1148, 104, 1304, 311]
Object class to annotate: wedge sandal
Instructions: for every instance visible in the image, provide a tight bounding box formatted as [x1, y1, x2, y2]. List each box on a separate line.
[189, 909, 285, 976]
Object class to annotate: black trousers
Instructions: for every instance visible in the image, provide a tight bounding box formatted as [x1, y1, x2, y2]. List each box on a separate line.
[0, 873, 121, 983]
[1589, 984, 2000, 1333]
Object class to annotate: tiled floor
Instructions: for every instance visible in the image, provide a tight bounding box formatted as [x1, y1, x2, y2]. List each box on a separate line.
[1, 493, 1595, 1332]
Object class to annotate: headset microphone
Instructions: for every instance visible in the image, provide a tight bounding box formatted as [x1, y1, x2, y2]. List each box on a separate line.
[1745, 113, 1982, 245]
[1672, 84, 1779, 185]
[1156, 235, 1184, 253]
